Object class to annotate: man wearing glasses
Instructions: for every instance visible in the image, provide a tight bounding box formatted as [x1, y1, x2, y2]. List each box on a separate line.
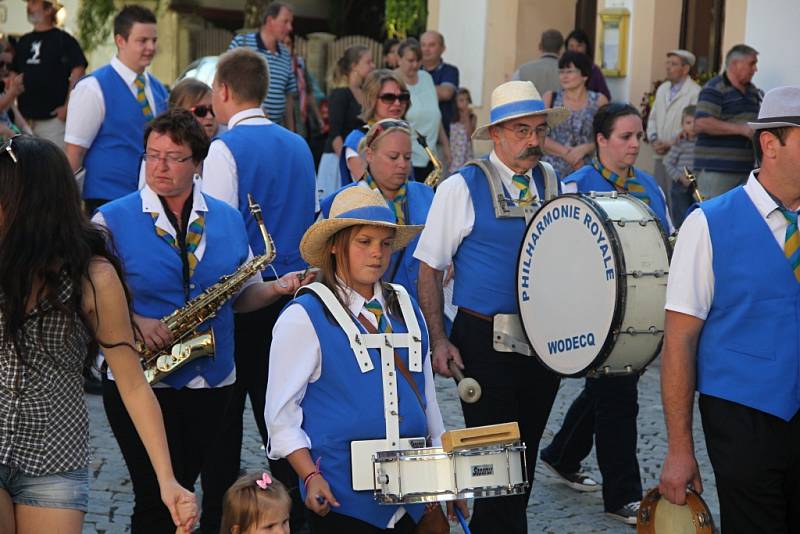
[414, 81, 567, 533]
[64, 5, 167, 214]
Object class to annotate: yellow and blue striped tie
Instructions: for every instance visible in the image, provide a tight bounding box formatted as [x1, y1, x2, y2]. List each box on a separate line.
[134, 74, 154, 121]
[512, 173, 532, 203]
[365, 299, 392, 333]
[780, 208, 800, 282]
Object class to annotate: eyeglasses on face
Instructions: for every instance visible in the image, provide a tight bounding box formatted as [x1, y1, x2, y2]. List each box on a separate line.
[378, 92, 411, 104]
[142, 152, 194, 165]
[190, 105, 215, 119]
[499, 123, 551, 140]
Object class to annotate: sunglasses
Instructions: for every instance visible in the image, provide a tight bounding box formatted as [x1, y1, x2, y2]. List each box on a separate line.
[378, 92, 411, 104]
[190, 105, 215, 119]
[1, 134, 19, 163]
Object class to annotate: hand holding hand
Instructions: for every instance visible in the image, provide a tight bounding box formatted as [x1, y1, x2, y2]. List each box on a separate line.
[160, 479, 197, 532]
[305, 474, 340, 516]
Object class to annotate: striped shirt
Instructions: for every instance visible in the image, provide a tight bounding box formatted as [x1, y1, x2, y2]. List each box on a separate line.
[228, 32, 298, 126]
[694, 73, 762, 174]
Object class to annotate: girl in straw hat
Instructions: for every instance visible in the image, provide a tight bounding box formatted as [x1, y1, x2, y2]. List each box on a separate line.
[321, 119, 433, 306]
[265, 186, 463, 532]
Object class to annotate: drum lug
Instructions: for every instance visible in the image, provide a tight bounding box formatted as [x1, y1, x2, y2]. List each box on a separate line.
[639, 508, 650, 523]
[377, 473, 390, 485]
[623, 269, 668, 278]
[698, 511, 712, 527]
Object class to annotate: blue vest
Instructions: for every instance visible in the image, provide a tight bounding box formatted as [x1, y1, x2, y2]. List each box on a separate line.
[217, 125, 316, 276]
[563, 164, 670, 230]
[100, 192, 250, 388]
[83, 65, 168, 201]
[338, 128, 367, 183]
[453, 159, 550, 316]
[696, 187, 800, 420]
[293, 291, 429, 527]
[320, 181, 433, 302]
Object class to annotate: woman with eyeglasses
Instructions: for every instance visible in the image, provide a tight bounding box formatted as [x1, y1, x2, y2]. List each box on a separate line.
[395, 38, 451, 183]
[323, 120, 431, 303]
[541, 51, 608, 179]
[0, 134, 198, 533]
[91, 109, 311, 532]
[338, 69, 411, 182]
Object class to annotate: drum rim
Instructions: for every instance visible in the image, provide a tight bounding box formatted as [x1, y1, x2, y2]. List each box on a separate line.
[638, 486, 715, 532]
[515, 193, 626, 376]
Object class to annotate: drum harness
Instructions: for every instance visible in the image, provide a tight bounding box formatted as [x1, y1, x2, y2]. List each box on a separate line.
[298, 281, 428, 491]
[463, 158, 559, 357]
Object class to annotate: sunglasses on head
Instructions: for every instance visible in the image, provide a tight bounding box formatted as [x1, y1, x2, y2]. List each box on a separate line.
[0, 134, 20, 164]
[378, 92, 411, 104]
[190, 105, 215, 119]
[364, 119, 411, 148]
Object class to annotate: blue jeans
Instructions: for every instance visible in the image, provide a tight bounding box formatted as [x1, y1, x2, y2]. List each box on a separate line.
[0, 464, 88, 511]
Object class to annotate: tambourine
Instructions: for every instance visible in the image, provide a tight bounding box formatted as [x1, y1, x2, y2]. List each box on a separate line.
[637, 487, 715, 534]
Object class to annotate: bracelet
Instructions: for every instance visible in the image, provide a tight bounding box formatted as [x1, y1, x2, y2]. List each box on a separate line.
[303, 470, 321, 490]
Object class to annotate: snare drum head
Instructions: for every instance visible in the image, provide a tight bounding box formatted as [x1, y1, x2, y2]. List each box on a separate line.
[517, 195, 621, 375]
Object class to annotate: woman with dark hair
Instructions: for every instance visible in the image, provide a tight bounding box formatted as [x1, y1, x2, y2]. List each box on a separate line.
[542, 51, 608, 178]
[92, 109, 311, 532]
[338, 69, 411, 182]
[382, 38, 400, 69]
[317, 45, 375, 199]
[565, 30, 611, 100]
[540, 103, 672, 525]
[0, 135, 197, 533]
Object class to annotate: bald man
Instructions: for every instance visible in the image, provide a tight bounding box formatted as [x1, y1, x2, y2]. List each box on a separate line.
[420, 30, 460, 136]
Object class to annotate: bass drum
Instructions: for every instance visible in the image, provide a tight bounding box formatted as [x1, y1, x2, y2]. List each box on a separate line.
[516, 192, 670, 376]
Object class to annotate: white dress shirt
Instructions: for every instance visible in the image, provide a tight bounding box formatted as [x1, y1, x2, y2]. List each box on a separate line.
[92, 181, 260, 388]
[265, 280, 446, 459]
[562, 177, 676, 234]
[413, 151, 536, 270]
[65, 56, 158, 149]
[665, 172, 787, 320]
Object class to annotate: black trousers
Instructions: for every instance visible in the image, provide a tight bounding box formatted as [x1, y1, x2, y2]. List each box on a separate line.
[699, 394, 800, 534]
[200, 296, 305, 533]
[310, 511, 415, 534]
[413, 162, 435, 183]
[102, 378, 232, 534]
[540, 374, 642, 512]
[451, 310, 561, 534]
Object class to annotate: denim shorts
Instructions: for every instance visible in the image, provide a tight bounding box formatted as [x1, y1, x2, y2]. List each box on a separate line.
[0, 464, 89, 511]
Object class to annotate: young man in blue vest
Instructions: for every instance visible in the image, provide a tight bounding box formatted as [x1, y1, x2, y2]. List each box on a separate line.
[65, 5, 167, 214]
[659, 86, 800, 533]
[201, 47, 316, 533]
[415, 81, 567, 533]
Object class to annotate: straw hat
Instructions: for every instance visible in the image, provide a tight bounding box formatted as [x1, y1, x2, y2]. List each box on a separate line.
[300, 187, 423, 268]
[473, 80, 570, 140]
[747, 86, 800, 130]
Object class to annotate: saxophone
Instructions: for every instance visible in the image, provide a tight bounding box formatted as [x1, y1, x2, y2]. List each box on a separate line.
[415, 131, 445, 188]
[683, 166, 704, 203]
[141, 194, 277, 384]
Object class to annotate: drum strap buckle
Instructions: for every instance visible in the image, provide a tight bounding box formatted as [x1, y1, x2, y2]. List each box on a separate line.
[492, 314, 533, 356]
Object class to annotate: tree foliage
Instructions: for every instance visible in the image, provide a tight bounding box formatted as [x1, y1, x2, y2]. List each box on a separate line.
[385, 0, 426, 39]
[77, 0, 116, 53]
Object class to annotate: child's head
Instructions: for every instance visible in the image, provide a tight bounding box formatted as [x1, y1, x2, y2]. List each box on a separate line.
[456, 87, 472, 111]
[221, 472, 291, 534]
[682, 105, 696, 137]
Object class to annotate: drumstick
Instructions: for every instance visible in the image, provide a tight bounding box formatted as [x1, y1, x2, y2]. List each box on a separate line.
[448, 360, 482, 404]
[456, 507, 471, 534]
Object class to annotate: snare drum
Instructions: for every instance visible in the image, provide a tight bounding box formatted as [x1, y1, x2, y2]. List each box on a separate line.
[516, 192, 670, 376]
[637, 487, 715, 534]
[373, 442, 527, 504]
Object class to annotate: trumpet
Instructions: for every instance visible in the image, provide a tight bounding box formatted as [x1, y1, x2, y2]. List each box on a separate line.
[683, 166, 704, 203]
[415, 131, 445, 188]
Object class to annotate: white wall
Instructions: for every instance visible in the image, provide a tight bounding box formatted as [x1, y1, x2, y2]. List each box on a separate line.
[744, 0, 800, 91]
[437, 0, 487, 105]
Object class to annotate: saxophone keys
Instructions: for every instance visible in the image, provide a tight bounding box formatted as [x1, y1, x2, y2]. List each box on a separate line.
[156, 353, 175, 372]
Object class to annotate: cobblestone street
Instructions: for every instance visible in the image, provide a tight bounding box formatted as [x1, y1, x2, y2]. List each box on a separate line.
[83, 361, 719, 533]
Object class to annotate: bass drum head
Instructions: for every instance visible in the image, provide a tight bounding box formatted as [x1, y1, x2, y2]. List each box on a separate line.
[516, 195, 621, 376]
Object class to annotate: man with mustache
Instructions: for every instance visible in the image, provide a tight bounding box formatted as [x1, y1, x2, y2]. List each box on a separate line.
[414, 81, 568, 533]
[65, 5, 167, 215]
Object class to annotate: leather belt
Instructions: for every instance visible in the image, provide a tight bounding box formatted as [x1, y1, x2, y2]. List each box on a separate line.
[459, 307, 493, 322]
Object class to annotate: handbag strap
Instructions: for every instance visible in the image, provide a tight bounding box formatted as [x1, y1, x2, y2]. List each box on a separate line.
[356, 313, 426, 412]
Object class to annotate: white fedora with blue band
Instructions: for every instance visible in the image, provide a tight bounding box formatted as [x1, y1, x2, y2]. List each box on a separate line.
[747, 86, 800, 130]
[300, 187, 424, 268]
[473, 80, 570, 140]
